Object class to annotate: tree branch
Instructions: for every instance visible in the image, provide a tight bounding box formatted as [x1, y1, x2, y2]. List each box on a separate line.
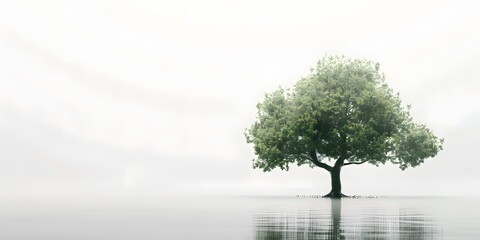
[308, 150, 332, 172]
[344, 160, 368, 166]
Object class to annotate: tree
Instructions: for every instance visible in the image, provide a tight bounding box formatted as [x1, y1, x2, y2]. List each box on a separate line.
[244, 55, 444, 198]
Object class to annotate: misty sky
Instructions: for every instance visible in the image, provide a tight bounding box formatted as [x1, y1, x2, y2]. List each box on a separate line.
[1, 0, 480, 198]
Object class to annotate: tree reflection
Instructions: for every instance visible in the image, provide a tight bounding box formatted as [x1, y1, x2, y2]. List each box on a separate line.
[254, 199, 440, 239]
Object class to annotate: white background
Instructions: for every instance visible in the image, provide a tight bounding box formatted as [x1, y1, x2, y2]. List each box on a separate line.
[1, 0, 479, 199]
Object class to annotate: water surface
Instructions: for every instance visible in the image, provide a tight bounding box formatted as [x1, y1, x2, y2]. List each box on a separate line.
[0, 196, 478, 239]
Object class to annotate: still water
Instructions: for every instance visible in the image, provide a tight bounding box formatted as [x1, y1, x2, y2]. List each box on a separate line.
[0, 196, 479, 239]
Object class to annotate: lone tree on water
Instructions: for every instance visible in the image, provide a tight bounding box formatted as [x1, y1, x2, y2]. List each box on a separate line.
[244, 55, 443, 198]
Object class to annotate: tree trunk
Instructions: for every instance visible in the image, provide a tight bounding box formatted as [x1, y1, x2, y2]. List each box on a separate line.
[324, 159, 347, 198]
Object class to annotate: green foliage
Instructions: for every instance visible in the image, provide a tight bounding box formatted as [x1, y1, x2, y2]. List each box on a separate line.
[245, 55, 443, 172]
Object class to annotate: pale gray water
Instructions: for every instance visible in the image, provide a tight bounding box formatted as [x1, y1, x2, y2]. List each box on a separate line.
[0, 196, 479, 239]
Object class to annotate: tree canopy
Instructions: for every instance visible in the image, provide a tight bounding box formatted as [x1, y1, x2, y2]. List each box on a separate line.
[245, 55, 443, 173]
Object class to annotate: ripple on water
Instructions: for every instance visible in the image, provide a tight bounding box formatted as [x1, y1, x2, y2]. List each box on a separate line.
[254, 199, 441, 239]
